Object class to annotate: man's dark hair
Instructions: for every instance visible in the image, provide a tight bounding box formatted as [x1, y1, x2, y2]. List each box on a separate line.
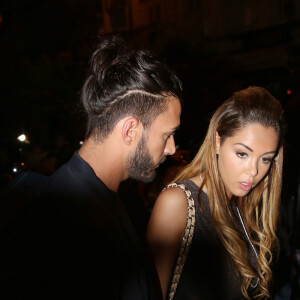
[81, 34, 183, 141]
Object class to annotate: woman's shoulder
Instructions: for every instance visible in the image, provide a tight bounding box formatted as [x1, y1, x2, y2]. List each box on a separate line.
[156, 182, 190, 209]
[147, 183, 190, 241]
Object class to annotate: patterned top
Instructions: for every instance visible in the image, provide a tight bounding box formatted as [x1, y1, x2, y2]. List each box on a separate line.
[168, 179, 258, 300]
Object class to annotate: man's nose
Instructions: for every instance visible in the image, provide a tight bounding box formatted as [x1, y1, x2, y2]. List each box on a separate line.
[164, 135, 176, 156]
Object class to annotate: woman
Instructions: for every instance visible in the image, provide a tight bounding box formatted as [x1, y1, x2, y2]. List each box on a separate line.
[147, 87, 285, 299]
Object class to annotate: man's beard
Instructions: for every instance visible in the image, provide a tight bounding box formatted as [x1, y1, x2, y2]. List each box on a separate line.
[126, 134, 166, 183]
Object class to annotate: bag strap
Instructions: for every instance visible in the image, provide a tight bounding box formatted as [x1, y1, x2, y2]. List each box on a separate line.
[163, 183, 196, 300]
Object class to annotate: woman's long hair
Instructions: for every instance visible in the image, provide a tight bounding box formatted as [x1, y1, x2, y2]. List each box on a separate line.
[172, 86, 285, 299]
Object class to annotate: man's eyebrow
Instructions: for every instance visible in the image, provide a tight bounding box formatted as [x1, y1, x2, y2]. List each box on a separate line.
[171, 125, 180, 131]
[164, 126, 179, 136]
[234, 143, 277, 155]
[164, 125, 180, 136]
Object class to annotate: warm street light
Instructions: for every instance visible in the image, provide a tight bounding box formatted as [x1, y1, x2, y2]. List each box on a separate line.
[17, 134, 30, 143]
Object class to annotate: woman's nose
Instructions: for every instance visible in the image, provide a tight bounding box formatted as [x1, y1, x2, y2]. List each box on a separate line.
[247, 160, 258, 177]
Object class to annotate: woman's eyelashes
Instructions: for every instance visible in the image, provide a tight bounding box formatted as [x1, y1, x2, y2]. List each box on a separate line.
[236, 151, 274, 165]
[260, 157, 274, 164]
[236, 152, 248, 159]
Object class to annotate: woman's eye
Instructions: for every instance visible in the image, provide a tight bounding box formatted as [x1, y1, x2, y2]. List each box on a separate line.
[236, 152, 247, 159]
[261, 157, 273, 164]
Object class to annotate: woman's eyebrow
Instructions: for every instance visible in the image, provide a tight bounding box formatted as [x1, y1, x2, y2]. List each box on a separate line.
[234, 143, 277, 155]
[234, 143, 253, 152]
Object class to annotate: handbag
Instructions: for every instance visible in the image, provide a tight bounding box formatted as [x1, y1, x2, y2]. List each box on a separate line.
[163, 183, 196, 300]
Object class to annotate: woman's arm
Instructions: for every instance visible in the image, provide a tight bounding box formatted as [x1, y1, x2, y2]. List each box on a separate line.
[147, 187, 188, 299]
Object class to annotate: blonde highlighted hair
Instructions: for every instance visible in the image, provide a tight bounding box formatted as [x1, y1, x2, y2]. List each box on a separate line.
[173, 86, 284, 299]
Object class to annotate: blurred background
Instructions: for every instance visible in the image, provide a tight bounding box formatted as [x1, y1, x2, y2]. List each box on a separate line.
[0, 0, 299, 298]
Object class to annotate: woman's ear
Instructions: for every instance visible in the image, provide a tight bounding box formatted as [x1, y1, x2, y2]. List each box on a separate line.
[215, 131, 221, 154]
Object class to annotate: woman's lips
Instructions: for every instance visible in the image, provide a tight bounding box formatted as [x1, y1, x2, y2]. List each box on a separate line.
[239, 181, 253, 191]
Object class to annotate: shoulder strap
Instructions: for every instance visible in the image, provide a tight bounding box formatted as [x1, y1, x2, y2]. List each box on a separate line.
[163, 183, 196, 300]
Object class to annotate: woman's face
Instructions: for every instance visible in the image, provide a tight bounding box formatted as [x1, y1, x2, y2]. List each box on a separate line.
[215, 123, 278, 199]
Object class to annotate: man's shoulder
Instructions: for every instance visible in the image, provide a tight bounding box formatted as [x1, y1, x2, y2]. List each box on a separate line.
[41, 157, 111, 206]
[41, 152, 101, 196]
[35, 152, 120, 226]
[36, 175, 111, 232]
[40, 165, 98, 205]
[44, 160, 81, 190]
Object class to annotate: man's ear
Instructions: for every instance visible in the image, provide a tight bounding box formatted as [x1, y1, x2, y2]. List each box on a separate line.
[121, 117, 142, 145]
[215, 131, 221, 154]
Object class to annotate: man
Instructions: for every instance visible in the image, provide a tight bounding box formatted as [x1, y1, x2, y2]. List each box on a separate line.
[1, 35, 182, 299]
